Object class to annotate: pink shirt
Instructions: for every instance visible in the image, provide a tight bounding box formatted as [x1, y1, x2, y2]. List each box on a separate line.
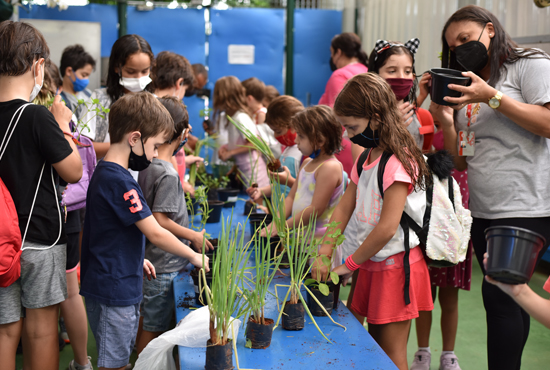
[351, 152, 414, 195]
[175, 150, 186, 186]
[544, 277, 550, 294]
[318, 63, 369, 108]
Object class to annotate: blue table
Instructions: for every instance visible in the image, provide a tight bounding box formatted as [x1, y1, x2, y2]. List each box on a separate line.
[174, 200, 397, 369]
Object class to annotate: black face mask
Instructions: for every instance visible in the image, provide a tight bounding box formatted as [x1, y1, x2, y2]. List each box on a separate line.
[184, 88, 195, 97]
[454, 25, 489, 73]
[329, 57, 337, 72]
[350, 119, 380, 148]
[128, 137, 151, 171]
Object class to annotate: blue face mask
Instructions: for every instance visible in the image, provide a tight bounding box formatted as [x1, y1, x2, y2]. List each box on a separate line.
[309, 149, 321, 159]
[173, 137, 188, 156]
[71, 71, 89, 93]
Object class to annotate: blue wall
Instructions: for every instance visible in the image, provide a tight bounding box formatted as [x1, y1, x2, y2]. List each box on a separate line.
[293, 9, 342, 106]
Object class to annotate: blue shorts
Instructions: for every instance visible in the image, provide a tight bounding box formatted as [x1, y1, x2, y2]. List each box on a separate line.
[86, 297, 140, 368]
[140, 271, 178, 332]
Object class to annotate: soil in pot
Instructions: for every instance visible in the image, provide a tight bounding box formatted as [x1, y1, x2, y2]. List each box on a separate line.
[282, 301, 305, 330]
[306, 281, 338, 316]
[206, 201, 224, 223]
[218, 188, 240, 208]
[245, 316, 275, 349]
[205, 339, 234, 370]
[190, 268, 212, 306]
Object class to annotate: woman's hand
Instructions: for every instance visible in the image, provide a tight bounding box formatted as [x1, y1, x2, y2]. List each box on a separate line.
[331, 264, 353, 286]
[483, 252, 527, 298]
[185, 155, 204, 166]
[143, 259, 156, 281]
[191, 229, 213, 252]
[269, 166, 292, 185]
[444, 71, 498, 108]
[218, 145, 232, 161]
[50, 94, 73, 131]
[399, 102, 415, 127]
[416, 72, 431, 108]
[429, 102, 454, 130]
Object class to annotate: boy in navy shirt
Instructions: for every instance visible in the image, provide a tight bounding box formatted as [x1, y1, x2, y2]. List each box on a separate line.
[80, 92, 208, 370]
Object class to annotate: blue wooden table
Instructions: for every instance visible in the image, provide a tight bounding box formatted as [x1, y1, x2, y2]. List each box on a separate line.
[173, 199, 397, 370]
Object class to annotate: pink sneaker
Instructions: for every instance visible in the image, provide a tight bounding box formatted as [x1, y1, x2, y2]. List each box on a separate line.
[410, 350, 431, 370]
[440, 353, 462, 370]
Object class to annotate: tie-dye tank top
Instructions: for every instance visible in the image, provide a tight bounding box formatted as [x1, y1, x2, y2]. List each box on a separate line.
[291, 157, 344, 238]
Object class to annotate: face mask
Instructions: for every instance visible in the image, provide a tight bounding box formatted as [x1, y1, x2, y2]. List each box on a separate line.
[350, 119, 380, 148]
[172, 136, 188, 156]
[119, 74, 152, 93]
[329, 57, 337, 72]
[386, 78, 414, 101]
[128, 137, 151, 171]
[275, 129, 297, 147]
[29, 61, 44, 102]
[184, 88, 195, 97]
[70, 70, 89, 92]
[309, 149, 321, 159]
[454, 25, 489, 73]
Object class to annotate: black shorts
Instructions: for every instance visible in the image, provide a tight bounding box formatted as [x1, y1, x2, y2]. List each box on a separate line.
[65, 210, 82, 271]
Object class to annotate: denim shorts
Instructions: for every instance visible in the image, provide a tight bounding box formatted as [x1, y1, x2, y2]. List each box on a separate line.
[140, 271, 179, 332]
[86, 297, 140, 368]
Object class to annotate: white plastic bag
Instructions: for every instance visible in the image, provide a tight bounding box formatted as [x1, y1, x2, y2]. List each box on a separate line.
[134, 306, 241, 370]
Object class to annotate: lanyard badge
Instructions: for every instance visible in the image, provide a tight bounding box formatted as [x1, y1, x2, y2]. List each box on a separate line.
[458, 103, 479, 156]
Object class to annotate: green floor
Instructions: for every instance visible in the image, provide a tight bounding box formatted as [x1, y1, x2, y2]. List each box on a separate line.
[15, 257, 550, 370]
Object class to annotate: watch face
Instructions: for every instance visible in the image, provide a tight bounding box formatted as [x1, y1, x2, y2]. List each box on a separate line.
[489, 98, 500, 109]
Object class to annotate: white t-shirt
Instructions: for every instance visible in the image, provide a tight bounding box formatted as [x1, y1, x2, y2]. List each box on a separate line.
[455, 51, 550, 219]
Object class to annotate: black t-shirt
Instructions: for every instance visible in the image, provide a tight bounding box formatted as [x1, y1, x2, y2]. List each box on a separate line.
[0, 99, 73, 245]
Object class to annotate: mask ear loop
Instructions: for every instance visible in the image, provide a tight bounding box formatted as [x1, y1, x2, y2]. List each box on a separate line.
[477, 23, 488, 41]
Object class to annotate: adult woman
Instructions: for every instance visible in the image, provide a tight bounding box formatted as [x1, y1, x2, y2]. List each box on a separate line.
[319, 32, 369, 175]
[429, 5, 550, 370]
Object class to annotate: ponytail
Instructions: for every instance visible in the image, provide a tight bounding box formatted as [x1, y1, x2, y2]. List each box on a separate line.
[331, 33, 369, 68]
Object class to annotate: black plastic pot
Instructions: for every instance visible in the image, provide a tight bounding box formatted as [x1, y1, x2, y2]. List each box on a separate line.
[306, 283, 337, 316]
[245, 316, 274, 349]
[257, 236, 287, 266]
[190, 269, 212, 306]
[205, 339, 234, 370]
[218, 188, 240, 208]
[429, 68, 471, 106]
[249, 213, 272, 238]
[207, 188, 219, 201]
[485, 226, 546, 284]
[282, 301, 305, 330]
[244, 200, 256, 216]
[206, 201, 224, 224]
[204, 244, 218, 270]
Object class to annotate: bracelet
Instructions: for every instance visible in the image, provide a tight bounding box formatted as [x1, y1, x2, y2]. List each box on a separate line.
[63, 131, 74, 138]
[63, 131, 92, 148]
[345, 255, 361, 271]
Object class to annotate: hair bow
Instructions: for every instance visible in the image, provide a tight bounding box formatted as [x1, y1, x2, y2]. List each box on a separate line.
[373, 38, 420, 61]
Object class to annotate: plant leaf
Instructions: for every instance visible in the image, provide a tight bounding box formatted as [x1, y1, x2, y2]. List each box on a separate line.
[245, 339, 252, 348]
[330, 272, 339, 285]
[304, 279, 317, 286]
[321, 255, 331, 266]
[319, 283, 330, 296]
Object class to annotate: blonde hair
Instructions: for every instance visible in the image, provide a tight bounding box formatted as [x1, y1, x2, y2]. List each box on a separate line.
[213, 76, 251, 126]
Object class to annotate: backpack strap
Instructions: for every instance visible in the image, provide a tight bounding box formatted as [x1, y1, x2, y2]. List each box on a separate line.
[448, 176, 455, 212]
[356, 149, 371, 179]
[416, 108, 435, 153]
[400, 215, 411, 305]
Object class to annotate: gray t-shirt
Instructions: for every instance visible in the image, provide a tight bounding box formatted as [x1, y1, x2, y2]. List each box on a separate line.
[407, 112, 424, 149]
[138, 158, 190, 273]
[455, 51, 550, 219]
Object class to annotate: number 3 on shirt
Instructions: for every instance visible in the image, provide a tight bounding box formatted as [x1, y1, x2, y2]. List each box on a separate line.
[123, 189, 143, 213]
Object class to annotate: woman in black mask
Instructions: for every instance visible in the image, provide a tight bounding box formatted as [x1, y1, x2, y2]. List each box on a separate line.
[430, 5, 550, 370]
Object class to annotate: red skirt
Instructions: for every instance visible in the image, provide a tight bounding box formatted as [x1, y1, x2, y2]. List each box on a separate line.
[351, 247, 434, 325]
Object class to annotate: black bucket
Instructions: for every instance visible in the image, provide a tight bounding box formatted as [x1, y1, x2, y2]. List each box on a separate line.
[485, 226, 546, 284]
[282, 301, 305, 331]
[245, 316, 275, 349]
[190, 269, 212, 306]
[430, 68, 471, 106]
[205, 339, 234, 370]
[206, 201, 224, 224]
[218, 188, 240, 208]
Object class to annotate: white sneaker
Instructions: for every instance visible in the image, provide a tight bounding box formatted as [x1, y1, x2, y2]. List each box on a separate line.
[410, 349, 431, 370]
[68, 356, 93, 370]
[440, 353, 462, 370]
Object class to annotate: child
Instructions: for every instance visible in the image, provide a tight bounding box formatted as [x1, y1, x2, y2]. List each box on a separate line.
[263, 85, 280, 107]
[367, 38, 434, 152]
[319, 72, 434, 370]
[409, 117, 471, 370]
[242, 77, 281, 159]
[261, 105, 345, 262]
[80, 92, 208, 370]
[82, 34, 154, 161]
[215, 76, 269, 188]
[136, 97, 213, 354]
[60, 44, 96, 120]
[247, 95, 304, 201]
[0, 21, 82, 370]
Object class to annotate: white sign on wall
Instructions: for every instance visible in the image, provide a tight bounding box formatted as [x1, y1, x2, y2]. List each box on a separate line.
[228, 45, 255, 65]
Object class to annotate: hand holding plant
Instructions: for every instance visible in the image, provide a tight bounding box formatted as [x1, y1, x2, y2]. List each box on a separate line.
[190, 252, 210, 273]
[191, 229, 213, 252]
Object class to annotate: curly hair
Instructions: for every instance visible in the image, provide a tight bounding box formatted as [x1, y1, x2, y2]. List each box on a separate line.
[291, 105, 342, 155]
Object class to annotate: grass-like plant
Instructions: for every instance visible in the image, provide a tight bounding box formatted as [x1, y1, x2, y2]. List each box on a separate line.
[200, 213, 253, 346]
[227, 116, 277, 168]
[189, 135, 218, 187]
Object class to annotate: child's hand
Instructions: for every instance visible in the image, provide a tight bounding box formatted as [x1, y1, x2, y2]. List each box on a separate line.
[332, 264, 353, 286]
[259, 223, 278, 238]
[218, 145, 231, 161]
[191, 230, 213, 252]
[311, 255, 329, 282]
[399, 101, 415, 127]
[416, 72, 432, 108]
[483, 252, 527, 298]
[185, 155, 204, 166]
[50, 94, 73, 131]
[269, 166, 292, 185]
[183, 181, 195, 197]
[143, 259, 156, 281]
[190, 252, 210, 273]
[247, 186, 262, 202]
[429, 102, 454, 130]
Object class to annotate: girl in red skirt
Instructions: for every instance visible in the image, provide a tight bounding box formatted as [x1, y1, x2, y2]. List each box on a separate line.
[314, 72, 434, 370]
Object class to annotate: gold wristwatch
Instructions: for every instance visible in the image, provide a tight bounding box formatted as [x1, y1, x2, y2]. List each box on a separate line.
[488, 91, 503, 109]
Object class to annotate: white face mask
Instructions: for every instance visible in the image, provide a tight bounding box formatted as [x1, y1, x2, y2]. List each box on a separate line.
[119, 74, 152, 93]
[29, 61, 44, 102]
